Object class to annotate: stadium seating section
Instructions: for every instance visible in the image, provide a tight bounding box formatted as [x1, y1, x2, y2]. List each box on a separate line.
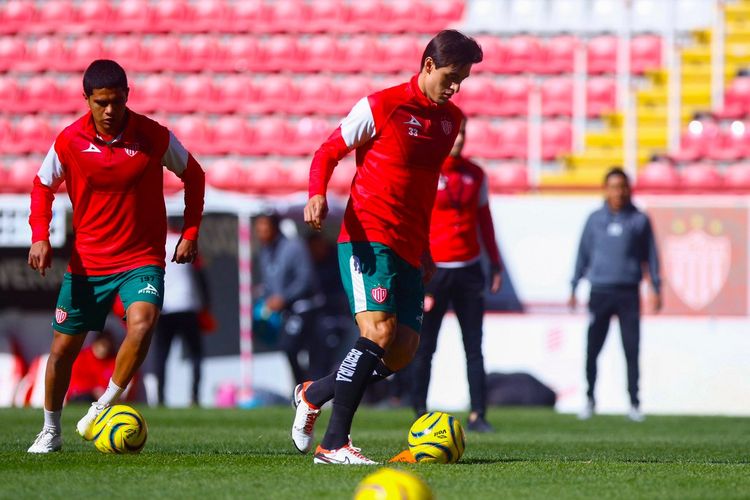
[1, 0, 750, 193]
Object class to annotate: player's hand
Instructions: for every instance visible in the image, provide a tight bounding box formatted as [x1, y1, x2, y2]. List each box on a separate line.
[421, 252, 436, 284]
[651, 292, 663, 313]
[304, 194, 328, 231]
[567, 292, 578, 311]
[490, 270, 502, 293]
[265, 294, 285, 312]
[173, 237, 198, 264]
[28, 240, 52, 277]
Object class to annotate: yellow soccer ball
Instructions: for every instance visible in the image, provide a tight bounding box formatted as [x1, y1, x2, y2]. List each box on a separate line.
[353, 467, 433, 500]
[408, 411, 465, 464]
[93, 405, 148, 454]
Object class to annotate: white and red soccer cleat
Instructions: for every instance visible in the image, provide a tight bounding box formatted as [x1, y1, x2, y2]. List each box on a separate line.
[291, 381, 321, 454]
[313, 440, 377, 465]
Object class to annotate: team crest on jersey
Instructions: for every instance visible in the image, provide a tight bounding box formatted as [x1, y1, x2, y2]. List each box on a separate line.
[124, 144, 139, 157]
[441, 117, 453, 135]
[371, 285, 388, 304]
[55, 307, 68, 324]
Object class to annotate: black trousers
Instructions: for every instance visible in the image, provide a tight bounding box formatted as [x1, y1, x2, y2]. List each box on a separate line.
[410, 263, 488, 416]
[154, 311, 203, 405]
[586, 286, 641, 407]
[278, 309, 319, 385]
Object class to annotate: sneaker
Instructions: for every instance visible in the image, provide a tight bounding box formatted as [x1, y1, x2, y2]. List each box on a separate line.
[467, 416, 494, 433]
[577, 399, 595, 420]
[628, 406, 645, 422]
[313, 440, 378, 465]
[28, 428, 62, 453]
[291, 382, 321, 454]
[76, 402, 107, 441]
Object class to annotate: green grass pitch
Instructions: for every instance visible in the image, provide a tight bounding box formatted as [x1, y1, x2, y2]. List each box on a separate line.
[1, 405, 748, 499]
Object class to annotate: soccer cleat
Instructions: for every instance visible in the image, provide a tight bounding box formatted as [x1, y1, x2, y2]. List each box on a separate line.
[28, 428, 62, 453]
[291, 382, 321, 453]
[76, 402, 107, 441]
[313, 440, 378, 465]
[467, 416, 494, 433]
[628, 406, 645, 422]
[577, 399, 595, 420]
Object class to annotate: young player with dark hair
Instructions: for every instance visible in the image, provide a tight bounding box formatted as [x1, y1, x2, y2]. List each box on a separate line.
[292, 30, 483, 464]
[27, 59, 205, 453]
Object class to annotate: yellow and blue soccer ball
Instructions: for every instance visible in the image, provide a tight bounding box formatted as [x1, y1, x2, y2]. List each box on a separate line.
[353, 467, 433, 500]
[93, 405, 148, 454]
[408, 411, 465, 464]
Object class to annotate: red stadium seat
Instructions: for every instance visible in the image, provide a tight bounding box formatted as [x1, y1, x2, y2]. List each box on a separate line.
[297, 76, 338, 114]
[680, 163, 723, 191]
[425, 0, 465, 32]
[0, 77, 23, 114]
[453, 76, 500, 116]
[10, 116, 55, 155]
[212, 115, 253, 155]
[69, 37, 106, 71]
[504, 35, 543, 74]
[724, 163, 750, 191]
[58, 76, 85, 114]
[140, 37, 184, 72]
[205, 159, 246, 191]
[299, 35, 341, 73]
[6, 157, 42, 193]
[635, 161, 679, 191]
[671, 120, 720, 163]
[151, 0, 192, 33]
[21, 37, 68, 73]
[288, 117, 333, 156]
[539, 36, 578, 75]
[28, 0, 77, 35]
[229, 0, 271, 34]
[541, 77, 574, 117]
[77, 0, 114, 34]
[718, 77, 750, 119]
[286, 159, 313, 192]
[0, 118, 13, 155]
[223, 36, 263, 73]
[0, 0, 36, 35]
[111, 0, 154, 34]
[389, 1, 429, 33]
[496, 77, 531, 117]
[345, 0, 392, 34]
[182, 36, 222, 72]
[252, 117, 292, 155]
[191, 0, 230, 33]
[246, 160, 291, 194]
[106, 37, 143, 73]
[24, 76, 61, 115]
[267, 0, 310, 34]
[380, 36, 422, 73]
[250, 75, 297, 115]
[473, 36, 506, 74]
[463, 120, 498, 158]
[486, 163, 529, 192]
[211, 75, 253, 114]
[541, 120, 573, 160]
[630, 35, 662, 75]
[333, 76, 373, 115]
[707, 122, 750, 161]
[263, 36, 301, 72]
[130, 75, 177, 114]
[308, 0, 348, 34]
[174, 75, 216, 113]
[163, 168, 185, 194]
[0, 37, 26, 71]
[586, 77, 617, 117]
[587, 35, 619, 74]
[495, 120, 529, 159]
[338, 36, 381, 73]
[171, 116, 213, 156]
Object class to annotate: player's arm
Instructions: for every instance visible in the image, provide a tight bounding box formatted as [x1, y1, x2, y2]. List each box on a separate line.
[644, 215, 662, 312]
[476, 172, 503, 293]
[305, 97, 376, 230]
[28, 143, 66, 277]
[162, 130, 206, 264]
[569, 214, 594, 309]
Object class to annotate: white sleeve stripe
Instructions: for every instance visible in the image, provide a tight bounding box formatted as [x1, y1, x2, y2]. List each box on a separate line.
[340, 97, 376, 149]
[478, 175, 489, 206]
[162, 131, 190, 175]
[37, 142, 65, 188]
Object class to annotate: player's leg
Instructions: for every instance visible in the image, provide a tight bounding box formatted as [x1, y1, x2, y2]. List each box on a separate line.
[616, 288, 642, 420]
[580, 289, 614, 419]
[77, 266, 164, 439]
[451, 263, 492, 432]
[154, 313, 178, 405]
[409, 268, 451, 417]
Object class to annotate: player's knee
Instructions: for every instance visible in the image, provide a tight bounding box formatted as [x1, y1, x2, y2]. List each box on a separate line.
[361, 317, 398, 349]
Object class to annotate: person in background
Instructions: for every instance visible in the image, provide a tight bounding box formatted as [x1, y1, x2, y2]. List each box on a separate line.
[409, 116, 503, 433]
[570, 167, 662, 422]
[254, 211, 318, 385]
[153, 218, 213, 407]
[67, 330, 119, 402]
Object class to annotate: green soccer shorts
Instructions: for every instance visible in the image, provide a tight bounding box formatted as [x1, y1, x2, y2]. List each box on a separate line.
[338, 242, 424, 332]
[53, 265, 165, 335]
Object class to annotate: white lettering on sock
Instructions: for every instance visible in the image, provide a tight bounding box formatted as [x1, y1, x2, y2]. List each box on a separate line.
[336, 348, 363, 382]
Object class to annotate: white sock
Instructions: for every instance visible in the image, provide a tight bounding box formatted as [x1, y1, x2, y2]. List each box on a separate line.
[96, 379, 125, 407]
[43, 409, 61, 432]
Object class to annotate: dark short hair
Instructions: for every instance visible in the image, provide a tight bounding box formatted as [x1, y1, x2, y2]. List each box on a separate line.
[83, 59, 128, 96]
[605, 167, 630, 186]
[420, 30, 483, 71]
[254, 210, 280, 229]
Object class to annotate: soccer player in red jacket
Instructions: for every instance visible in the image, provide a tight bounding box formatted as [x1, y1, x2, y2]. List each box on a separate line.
[27, 60, 205, 453]
[410, 116, 503, 433]
[292, 30, 483, 464]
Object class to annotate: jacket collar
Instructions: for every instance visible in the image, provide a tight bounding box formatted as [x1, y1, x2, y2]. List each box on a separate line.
[81, 109, 134, 145]
[409, 74, 437, 109]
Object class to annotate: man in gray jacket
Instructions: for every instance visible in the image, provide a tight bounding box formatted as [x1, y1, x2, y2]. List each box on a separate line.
[255, 211, 318, 384]
[569, 168, 662, 422]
